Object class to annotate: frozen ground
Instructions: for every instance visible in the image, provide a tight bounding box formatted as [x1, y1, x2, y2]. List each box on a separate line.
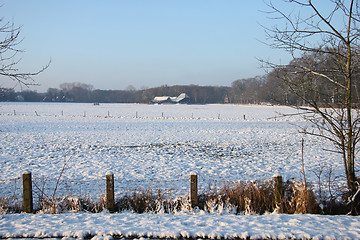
[0, 103, 345, 198]
[1, 212, 360, 239]
[1, 103, 357, 239]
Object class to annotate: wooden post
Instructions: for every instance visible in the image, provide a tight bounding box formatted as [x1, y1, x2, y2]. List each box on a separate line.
[22, 172, 33, 213]
[106, 173, 115, 212]
[190, 174, 198, 208]
[274, 175, 284, 212]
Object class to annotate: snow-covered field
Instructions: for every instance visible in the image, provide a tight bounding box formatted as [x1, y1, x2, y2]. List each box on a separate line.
[1, 102, 359, 239]
[0, 103, 345, 197]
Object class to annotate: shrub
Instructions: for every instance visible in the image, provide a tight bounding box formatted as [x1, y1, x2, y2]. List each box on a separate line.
[199, 180, 275, 214]
[0, 197, 21, 214]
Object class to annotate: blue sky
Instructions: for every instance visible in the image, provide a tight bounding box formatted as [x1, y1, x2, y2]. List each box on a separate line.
[2, 0, 293, 92]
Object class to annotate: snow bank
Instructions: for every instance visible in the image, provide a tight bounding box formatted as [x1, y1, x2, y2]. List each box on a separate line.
[0, 213, 359, 239]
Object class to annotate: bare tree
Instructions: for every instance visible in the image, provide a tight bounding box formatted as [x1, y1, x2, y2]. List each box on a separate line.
[0, 16, 49, 89]
[261, 0, 360, 211]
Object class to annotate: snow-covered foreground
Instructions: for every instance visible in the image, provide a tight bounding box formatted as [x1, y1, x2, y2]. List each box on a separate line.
[1, 212, 360, 239]
[0, 103, 358, 239]
[1, 103, 345, 201]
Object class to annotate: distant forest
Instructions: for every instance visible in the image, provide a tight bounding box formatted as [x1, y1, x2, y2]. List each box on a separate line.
[1, 52, 356, 105]
[0, 75, 341, 105]
[0, 77, 273, 105]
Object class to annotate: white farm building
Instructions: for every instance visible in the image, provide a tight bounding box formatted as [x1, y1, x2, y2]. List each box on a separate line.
[151, 93, 190, 104]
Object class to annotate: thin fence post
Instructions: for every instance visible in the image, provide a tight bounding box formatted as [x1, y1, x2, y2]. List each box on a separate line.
[190, 174, 198, 208]
[106, 173, 115, 213]
[22, 172, 33, 213]
[274, 175, 284, 212]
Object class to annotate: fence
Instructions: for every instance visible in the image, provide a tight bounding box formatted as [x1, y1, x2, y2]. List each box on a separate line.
[2, 172, 285, 213]
[6, 109, 257, 122]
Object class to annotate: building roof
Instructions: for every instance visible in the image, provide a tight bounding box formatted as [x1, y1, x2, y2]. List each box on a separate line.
[151, 93, 190, 104]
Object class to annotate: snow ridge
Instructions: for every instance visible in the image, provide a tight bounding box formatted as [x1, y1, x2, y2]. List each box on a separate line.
[1, 213, 360, 239]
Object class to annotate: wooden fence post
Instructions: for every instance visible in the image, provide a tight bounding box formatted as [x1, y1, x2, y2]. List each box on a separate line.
[22, 172, 33, 213]
[106, 173, 115, 212]
[190, 174, 198, 208]
[274, 175, 284, 212]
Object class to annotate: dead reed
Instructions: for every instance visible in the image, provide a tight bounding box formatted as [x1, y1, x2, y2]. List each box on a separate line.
[1, 178, 351, 214]
[0, 197, 21, 214]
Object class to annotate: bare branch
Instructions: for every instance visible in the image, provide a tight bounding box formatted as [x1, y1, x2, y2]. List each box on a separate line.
[301, 66, 348, 89]
[0, 12, 49, 89]
[262, 0, 360, 195]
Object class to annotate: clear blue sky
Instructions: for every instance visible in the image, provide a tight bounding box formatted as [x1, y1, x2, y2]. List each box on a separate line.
[2, 0, 293, 92]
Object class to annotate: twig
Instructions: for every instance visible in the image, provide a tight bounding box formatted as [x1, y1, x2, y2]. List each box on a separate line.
[301, 138, 307, 190]
[52, 154, 75, 199]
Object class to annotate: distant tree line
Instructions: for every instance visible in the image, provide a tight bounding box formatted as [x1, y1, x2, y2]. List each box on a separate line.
[0, 83, 230, 104]
[1, 52, 358, 105]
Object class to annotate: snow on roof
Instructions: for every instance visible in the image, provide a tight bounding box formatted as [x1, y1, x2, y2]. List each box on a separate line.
[152, 93, 189, 104]
[153, 96, 170, 101]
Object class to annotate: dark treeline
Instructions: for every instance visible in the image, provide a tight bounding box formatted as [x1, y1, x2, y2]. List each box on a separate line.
[1, 52, 358, 105]
[0, 83, 231, 104]
[0, 77, 294, 105]
[0, 76, 330, 105]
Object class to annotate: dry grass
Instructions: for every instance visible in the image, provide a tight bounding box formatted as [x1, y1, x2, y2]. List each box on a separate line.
[198, 180, 276, 214]
[0, 197, 21, 214]
[4, 178, 352, 215]
[114, 190, 191, 214]
[279, 181, 321, 214]
[37, 195, 106, 213]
